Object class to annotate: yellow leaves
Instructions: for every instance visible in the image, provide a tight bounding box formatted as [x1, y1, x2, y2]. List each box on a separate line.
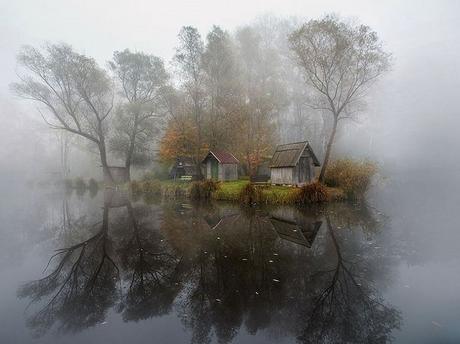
[324, 159, 378, 199]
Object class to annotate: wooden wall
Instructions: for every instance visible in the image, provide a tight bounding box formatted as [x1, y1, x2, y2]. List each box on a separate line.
[270, 148, 316, 185]
[271, 167, 294, 184]
[205, 160, 238, 181]
[220, 163, 238, 181]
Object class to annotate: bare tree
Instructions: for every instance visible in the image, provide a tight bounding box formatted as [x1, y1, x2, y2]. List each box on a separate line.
[289, 15, 391, 182]
[235, 26, 286, 176]
[109, 49, 169, 179]
[174, 26, 206, 178]
[11, 43, 115, 181]
[202, 25, 240, 150]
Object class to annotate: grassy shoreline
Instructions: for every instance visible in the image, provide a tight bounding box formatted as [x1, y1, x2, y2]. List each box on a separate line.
[129, 179, 346, 205]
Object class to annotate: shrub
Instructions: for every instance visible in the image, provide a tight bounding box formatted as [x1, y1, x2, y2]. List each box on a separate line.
[162, 183, 188, 198]
[74, 177, 86, 190]
[190, 180, 219, 200]
[238, 183, 264, 205]
[294, 182, 329, 204]
[130, 180, 143, 194]
[324, 159, 378, 199]
[142, 180, 162, 195]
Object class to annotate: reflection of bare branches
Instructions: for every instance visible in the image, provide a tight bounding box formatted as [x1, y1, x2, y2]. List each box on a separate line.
[17, 207, 119, 336]
[117, 203, 183, 321]
[299, 215, 401, 343]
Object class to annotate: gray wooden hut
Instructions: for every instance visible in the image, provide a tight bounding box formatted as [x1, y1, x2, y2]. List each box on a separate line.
[202, 150, 239, 181]
[270, 141, 320, 185]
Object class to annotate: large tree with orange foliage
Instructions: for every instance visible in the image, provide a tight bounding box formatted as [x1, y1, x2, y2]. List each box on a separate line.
[158, 117, 208, 164]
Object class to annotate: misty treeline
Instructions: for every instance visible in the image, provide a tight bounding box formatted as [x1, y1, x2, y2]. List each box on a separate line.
[11, 14, 390, 182]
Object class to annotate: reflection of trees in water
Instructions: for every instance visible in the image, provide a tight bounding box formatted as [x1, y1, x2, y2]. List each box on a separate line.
[160, 202, 400, 344]
[116, 203, 183, 321]
[19, 196, 400, 342]
[297, 215, 401, 344]
[18, 206, 119, 336]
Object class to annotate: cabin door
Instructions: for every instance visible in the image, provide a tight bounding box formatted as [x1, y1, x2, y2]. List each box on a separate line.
[298, 157, 309, 184]
[211, 160, 219, 180]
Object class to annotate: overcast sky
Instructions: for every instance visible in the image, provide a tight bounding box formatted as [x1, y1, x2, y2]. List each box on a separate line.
[1, 0, 459, 176]
[1, 0, 459, 90]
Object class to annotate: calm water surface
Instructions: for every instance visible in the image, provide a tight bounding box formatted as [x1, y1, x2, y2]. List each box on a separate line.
[0, 175, 459, 344]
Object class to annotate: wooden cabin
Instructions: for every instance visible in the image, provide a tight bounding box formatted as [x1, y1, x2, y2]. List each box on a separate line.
[269, 141, 320, 185]
[202, 150, 239, 181]
[169, 157, 198, 180]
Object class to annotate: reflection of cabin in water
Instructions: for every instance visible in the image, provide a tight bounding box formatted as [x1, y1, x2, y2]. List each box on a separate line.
[270, 141, 320, 185]
[169, 157, 198, 180]
[202, 150, 239, 181]
[270, 216, 322, 248]
[202, 205, 240, 230]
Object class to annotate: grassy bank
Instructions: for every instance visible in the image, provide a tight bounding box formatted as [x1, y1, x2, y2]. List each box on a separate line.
[129, 159, 376, 205]
[129, 179, 346, 205]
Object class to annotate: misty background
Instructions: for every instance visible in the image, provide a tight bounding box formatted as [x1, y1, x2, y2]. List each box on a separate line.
[0, 0, 459, 187]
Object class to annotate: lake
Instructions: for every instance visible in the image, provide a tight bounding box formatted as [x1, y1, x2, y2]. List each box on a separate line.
[1, 174, 459, 344]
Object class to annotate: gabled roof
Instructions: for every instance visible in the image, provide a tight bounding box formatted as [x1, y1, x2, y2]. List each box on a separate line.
[269, 141, 320, 168]
[270, 216, 322, 248]
[203, 150, 239, 164]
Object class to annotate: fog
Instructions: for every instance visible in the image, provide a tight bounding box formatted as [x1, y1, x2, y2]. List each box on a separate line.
[1, 3, 460, 342]
[1, 0, 459, 186]
[0, 0, 458, 180]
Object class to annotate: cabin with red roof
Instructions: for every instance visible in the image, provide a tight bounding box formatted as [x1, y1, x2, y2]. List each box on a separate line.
[202, 150, 239, 181]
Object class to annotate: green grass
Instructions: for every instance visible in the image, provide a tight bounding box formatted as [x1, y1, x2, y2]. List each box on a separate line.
[214, 180, 249, 201]
[128, 178, 346, 204]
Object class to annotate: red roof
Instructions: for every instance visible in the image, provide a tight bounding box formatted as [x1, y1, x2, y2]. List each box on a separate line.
[203, 150, 239, 164]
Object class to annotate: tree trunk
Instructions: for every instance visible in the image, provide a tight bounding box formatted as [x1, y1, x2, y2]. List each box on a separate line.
[99, 141, 114, 184]
[124, 114, 139, 182]
[318, 116, 338, 183]
[124, 135, 135, 181]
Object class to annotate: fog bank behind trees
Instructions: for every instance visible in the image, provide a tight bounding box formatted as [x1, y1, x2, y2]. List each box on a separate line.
[0, 0, 459, 189]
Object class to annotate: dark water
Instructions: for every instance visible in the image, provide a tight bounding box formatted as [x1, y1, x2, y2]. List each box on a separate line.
[1, 176, 459, 344]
